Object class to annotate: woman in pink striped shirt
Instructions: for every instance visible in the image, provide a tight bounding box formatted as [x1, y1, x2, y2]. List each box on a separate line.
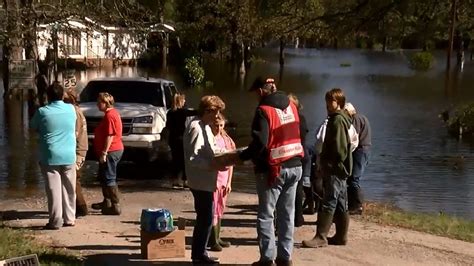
[208, 113, 235, 251]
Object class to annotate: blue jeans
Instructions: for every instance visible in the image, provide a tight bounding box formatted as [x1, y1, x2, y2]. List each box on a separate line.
[98, 150, 123, 187]
[191, 189, 214, 260]
[348, 147, 370, 189]
[256, 166, 302, 261]
[321, 175, 348, 214]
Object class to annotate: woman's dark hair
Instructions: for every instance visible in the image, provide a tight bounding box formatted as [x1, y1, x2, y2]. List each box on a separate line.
[46, 81, 64, 102]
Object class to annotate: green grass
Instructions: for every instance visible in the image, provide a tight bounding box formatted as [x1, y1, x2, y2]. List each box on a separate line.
[0, 225, 82, 265]
[340, 62, 352, 67]
[361, 203, 474, 243]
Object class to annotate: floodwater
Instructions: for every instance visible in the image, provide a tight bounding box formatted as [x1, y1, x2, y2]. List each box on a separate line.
[1, 49, 474, 220]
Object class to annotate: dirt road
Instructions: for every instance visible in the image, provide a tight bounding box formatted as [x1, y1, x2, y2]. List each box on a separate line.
[1, 182, 473, 266]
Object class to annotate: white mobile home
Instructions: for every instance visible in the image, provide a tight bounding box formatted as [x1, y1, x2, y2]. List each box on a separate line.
[36, 17, 174, 65]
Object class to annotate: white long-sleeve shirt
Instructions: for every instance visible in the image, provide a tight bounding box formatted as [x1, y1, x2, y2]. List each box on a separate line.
[183, 118, 219, 192]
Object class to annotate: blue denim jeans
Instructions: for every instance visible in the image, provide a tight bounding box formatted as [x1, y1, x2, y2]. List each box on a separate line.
[190, 189, 214, 260]
[256, 166, 302, 262]
[347, 147, 370, 189]
[98, 150, 123, 187]
[321, 174, 348, 214]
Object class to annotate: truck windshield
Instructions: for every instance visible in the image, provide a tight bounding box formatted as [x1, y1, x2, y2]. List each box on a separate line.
[80, 80, 164, 107]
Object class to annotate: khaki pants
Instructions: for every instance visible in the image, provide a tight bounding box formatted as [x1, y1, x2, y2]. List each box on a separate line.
[76, 155, 87, 208]
[40, 164, 76, 227]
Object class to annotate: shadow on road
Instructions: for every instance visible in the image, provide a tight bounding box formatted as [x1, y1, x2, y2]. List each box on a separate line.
[85, 253, 250, 266]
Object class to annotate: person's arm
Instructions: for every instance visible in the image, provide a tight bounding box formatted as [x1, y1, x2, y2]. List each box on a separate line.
[185, 122, 216, 169]
[225, 166, 233, 196]
[99, 113, 117, 162]
[30, 111, 40, 131]
[224, 134, 235, 194]
[239, 108, 269, 161]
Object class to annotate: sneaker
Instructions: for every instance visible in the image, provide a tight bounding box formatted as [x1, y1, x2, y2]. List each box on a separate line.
[251, 260, 276, 266]
[172, 182, 183, 189]
[183, 180, 189, 189]
[192, 256, 220, 265]
[44, 223, 60, 230]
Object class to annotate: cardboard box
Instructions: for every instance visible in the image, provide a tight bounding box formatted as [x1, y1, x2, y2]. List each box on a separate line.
[141, 228, 186, 260]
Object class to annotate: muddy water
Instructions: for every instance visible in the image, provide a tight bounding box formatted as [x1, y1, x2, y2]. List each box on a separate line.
[1, 49, 474, 219]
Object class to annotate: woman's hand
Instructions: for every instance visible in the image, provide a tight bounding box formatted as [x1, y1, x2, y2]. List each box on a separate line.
[224, 185, 232, 196]
[99, 153, 107, 164]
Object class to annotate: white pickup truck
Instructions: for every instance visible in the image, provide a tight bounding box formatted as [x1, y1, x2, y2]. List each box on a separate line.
[79, 77, 178, 162]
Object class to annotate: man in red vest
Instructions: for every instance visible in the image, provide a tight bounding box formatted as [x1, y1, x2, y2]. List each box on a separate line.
[238, 77, 303, 266]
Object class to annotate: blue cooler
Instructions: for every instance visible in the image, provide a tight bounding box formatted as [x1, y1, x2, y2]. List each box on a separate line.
[140, 208, 174, 233]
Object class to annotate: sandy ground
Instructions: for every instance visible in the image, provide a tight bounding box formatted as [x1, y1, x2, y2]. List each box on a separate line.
[1, 181, 473, 266]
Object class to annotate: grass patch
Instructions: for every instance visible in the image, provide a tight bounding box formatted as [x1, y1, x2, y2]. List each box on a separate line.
[0, 225, 82, 265]
[361, 202, 474, 243]
[340, 62, 352, 67]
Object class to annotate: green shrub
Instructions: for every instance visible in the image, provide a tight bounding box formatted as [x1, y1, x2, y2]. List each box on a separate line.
[249, 55, 266, 64]
[447, 102, 474, 137]
[184, 57, 205, 85]
[409, 51, 434, 71]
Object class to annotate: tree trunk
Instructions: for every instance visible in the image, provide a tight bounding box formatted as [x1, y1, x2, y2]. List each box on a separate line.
[4, 1, 26, 151]
[4, 0, 23, 95]
[159, 14, 167, 70]
[239, 42, 245, 75]
[279, 38, 285, 66]
[382, 36, 388, 52]
[446, 0, 457, 72]
[52, 29, 59, 81]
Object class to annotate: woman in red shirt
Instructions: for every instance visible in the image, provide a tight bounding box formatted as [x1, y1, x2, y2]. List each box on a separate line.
[91, 92, 124, 215]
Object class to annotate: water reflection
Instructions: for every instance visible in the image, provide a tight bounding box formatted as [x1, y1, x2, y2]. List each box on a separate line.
[0, 95, 42, 198]
[0, 50, 473, 219]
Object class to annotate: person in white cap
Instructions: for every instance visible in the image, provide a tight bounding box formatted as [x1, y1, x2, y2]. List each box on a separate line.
[344, 102, 372, 215]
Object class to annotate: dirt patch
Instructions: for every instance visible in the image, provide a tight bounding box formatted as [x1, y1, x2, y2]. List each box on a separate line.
[1, 183, 473, 266]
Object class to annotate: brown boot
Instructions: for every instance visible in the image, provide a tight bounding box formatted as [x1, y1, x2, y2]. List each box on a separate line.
[102, 186, 121, 215]
[91, 186, 110, 210]
[76, 171, 88, 217]
[302, 211, 333, 248]
[328, 210, 349, 245]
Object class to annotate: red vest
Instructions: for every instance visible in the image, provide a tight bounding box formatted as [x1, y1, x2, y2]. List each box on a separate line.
[259, 102, 304, 185]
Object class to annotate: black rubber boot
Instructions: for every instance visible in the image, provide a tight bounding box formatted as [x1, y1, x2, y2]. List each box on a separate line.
[302, 186, 316, 214]
[348, 187, 363, 215]
[217, 219, 231, 248]
[207, 225, 223, 251]
[102, 186, 121, 215]
[328, 210, 350, 245]
[91, 186, 111, 210]
[275, 258, 293, 266]
[302, 211, 333, 248]
[294, 180, 305, 227]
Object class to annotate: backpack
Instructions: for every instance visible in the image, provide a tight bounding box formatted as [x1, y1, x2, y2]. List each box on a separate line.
[347, 123, 359, 152]
[315, 116, 359, 154]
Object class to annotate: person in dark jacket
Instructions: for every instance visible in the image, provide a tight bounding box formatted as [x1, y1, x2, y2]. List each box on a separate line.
[166, 93, 198, 189]
[344, 103, 371, 215]
[237, 77, 303, 266]
[303, 88, 352, 248]
[288, 93, 309, 227]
